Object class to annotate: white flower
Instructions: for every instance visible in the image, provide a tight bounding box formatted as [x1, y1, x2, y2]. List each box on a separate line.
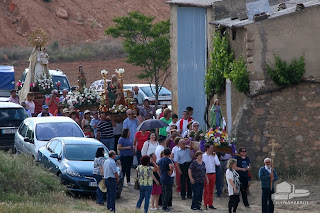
[114, 110, 118, 113]
[101, 70, 108, 75]
[115, 68, 125, 74]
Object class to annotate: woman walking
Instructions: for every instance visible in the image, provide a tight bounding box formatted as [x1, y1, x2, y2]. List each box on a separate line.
[149, 153, 162, 210]
[188, 151, 207, 211]
[92, 147, 105, 205]
[136, 155, 159, 213]
[236, 147, 251, 208]
[141, 132, 159, 156]
[118, 129, 134, 186]
[226, 159, 241, 213]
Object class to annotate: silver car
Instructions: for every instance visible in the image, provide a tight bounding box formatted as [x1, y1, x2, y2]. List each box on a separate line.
[14, 116, 85, 161]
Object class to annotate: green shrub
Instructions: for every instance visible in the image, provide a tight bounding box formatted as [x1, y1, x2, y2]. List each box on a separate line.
[267, 55, 305, 86]
[205, 32, 249, 96]
[0, 151, 65, 202]
[205, 32, 233, 96]
[226, 57, 249, 93]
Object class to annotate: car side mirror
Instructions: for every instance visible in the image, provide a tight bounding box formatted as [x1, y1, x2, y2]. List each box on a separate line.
[50, 153, 59, 159]
[24, 138, 34, 143]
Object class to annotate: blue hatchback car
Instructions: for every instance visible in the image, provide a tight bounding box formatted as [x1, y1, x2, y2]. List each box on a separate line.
[38, 137, 123, 197]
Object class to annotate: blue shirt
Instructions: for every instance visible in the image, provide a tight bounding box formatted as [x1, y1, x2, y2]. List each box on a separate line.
[258, 166, 278, 189]
[90, 118, 100, 137]
[174, 148, 192, 164]
[123, 117, 138, 141]
[118, 137, 134, 157]
[103, 158, 117, 179]
[158, 157, 174, 185]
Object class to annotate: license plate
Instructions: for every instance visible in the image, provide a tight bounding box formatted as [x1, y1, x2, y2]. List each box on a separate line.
[159, 101, 171, 105]
[2, 128, 17, 134]
[89, 182, 97, 187]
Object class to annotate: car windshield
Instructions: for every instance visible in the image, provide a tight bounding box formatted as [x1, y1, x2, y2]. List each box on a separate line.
[0, 108, 28, 122]
[65, 144, 109, 161]
[140, 86, 171, 97]
[35, 122, 84, 141]
[52, 76, 70, 91]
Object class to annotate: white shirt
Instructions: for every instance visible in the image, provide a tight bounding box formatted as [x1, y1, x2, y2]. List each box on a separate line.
[141, 141, 159, 156]
[155, 145, 164, 163]
[134, 91, 146, 105]
[37, 112, 53, 117]
[177, 119, 190, 134]
[172, 146, 179, 155]
[26, 101, 35, 114]
[226, 169, 240, 196]
[265, 166, 271, 173]
[202, 152, 220, 173]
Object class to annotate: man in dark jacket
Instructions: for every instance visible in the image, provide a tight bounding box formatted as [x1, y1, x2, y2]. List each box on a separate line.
[258, 158, 279, 213]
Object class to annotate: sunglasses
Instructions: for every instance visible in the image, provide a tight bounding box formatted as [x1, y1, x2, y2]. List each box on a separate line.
[265, 162, 271, 163]
[241, 150, 246, 152]
[194, 125, 199, 127]
[127, 113, 132, 115]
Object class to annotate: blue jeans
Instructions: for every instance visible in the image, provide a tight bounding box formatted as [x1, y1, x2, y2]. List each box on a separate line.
[101, 137, 115, 151]
[215, 165, 222, 196]
[136, 185, 152, 213]
[136, 150, 142, 165]
[191, 182, 204, 210]
[105, 178, 117, 212]
[93, 174, 104, 204]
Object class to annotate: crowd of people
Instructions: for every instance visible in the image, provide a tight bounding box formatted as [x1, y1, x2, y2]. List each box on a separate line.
[9, 86, 279, 213]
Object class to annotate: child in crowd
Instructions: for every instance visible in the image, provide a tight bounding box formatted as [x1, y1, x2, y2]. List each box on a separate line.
[83, 124, 93, 138]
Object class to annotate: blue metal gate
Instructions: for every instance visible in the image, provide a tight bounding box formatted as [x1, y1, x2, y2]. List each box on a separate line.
[177, 7, 207, 130]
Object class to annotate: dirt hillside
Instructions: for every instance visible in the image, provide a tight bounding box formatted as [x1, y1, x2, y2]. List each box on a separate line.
[0, 0, 169, 47]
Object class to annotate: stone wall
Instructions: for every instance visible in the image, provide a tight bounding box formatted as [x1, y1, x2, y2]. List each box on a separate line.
[233, 82, 320, 178]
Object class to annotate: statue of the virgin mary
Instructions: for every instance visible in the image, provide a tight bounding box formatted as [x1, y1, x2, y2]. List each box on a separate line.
[19, 30, 50, 102]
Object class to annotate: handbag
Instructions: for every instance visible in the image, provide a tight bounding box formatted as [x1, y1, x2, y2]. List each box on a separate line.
[134, 166, 139, 190]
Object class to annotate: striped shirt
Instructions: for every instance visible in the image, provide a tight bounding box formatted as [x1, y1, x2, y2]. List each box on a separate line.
[97, 120, 114, 139]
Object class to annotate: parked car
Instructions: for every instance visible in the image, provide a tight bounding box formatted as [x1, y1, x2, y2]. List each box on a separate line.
[14, 116, 84, 161]
[123, 84, 171, 105]
[0, 65, 15, 102]
[20, 68, 72, 92]
[89, 81, 172, 105]
[0, 102, 28, 150]
[37, 137, 124, 197]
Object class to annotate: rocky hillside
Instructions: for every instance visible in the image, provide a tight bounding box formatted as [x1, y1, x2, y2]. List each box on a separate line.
[0, 0, 169, 47]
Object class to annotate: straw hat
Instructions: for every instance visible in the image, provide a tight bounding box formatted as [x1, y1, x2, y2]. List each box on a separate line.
[98, 180, 107, 192]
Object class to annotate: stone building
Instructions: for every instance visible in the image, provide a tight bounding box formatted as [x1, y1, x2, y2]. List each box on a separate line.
[167, 0, 320, 177]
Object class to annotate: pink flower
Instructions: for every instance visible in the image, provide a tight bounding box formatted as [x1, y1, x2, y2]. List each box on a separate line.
[56, 82, 61, 87]
[16, 82, 22, 87]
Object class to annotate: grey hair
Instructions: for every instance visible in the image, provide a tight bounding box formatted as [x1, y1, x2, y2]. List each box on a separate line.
[264, 158, 271, 163]
[227, 158, 237, 169]
[192, 121, 199, 128]
[51, 89, 58, 94]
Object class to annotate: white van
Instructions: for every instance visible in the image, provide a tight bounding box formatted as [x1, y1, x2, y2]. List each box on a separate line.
[20, 68, 72, 92]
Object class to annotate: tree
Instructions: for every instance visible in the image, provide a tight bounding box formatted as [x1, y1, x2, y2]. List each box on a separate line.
[105, 11, 170, 109]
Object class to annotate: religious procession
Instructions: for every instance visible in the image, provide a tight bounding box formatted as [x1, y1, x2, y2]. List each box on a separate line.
[2, 27, 282, 213]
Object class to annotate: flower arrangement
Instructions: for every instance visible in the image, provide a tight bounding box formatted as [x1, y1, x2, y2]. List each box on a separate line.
[115, 68, 125, 75]
[62, 88, 100, 109]
[101, 69, 108, 77]
[109, 104, 127, 114]
[205, 128, 230, 148]
[36, 77, 53, 94]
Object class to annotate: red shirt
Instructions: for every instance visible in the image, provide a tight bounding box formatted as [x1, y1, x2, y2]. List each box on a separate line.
[135, 131, 150, 151]
[45, 97, 60, 115]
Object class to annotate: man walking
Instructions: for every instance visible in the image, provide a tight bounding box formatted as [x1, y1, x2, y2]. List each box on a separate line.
[123, 109, 139, 142]
[158, 148, 174, 212]
[97, 111, 115, 151]
[202, 143, 220, 209]
[133, 86, 146, 105]
[259, 158, 278, 213]
[174, 139, 193, 200]
[104, 150, 119, 212]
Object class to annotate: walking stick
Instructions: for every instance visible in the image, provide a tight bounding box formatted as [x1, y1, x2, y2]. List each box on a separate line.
[270, 141, 276, 189]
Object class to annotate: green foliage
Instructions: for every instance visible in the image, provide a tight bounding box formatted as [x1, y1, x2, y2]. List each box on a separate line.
[0, 151, 65, 202]
[226, 57, 249, 93]
[105, 11, 170, 108]
[267, 55, 305, 86]
[205, 32, 233, 96]
[205, 32, 249, 96]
